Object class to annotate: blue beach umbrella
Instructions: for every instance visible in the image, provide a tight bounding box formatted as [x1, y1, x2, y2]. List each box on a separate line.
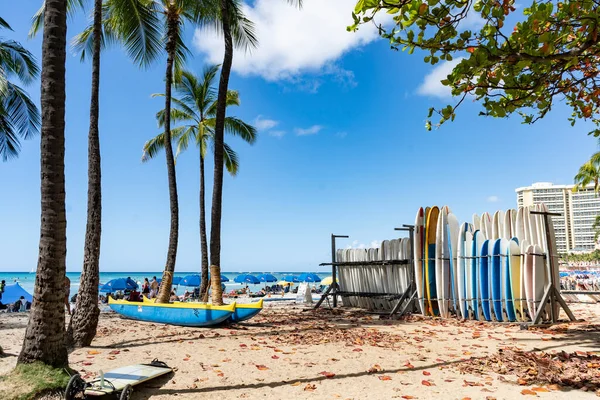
[257, 273, 277, 283]
[181, 274, 201, 287]
[298, 273, 321, 283]
[234, 274, 260, 284]
[282, 275, 299, 283]
[219, 274, 230, 282]
[101, 278, 137, 292]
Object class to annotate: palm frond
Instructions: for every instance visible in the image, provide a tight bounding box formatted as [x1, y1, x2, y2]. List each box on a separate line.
[174, 125, 196, 158]
[206, 89, 238, 116]
[0, 40, 39, 84]
[142, 132, 167, 161]
[229, 0, 258, 52]
[573, 161, 598, 191]
[223, 116, 256, 144]
[222, 141, 239, 176]
[71, 17, 117, 62]
[197, 64, 219, 112]
[105, 0, 163, 68]
[0, 101, 19, 161]
[0, 82, 40, 161]
[156, 107, 197, 127]
[0, 16, 12, 31]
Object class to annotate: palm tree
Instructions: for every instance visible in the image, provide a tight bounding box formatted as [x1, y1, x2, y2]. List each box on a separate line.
[209, 0, 300, 305]
[17, 0, 69, 367]
[573, 152, 600, 194]
[0, 17, 40, 161]
[142, 66, 256, 298]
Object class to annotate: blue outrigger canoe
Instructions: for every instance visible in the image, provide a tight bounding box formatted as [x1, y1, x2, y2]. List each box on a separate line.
[230, 299, 263, 323]
[108, 298, 235, 327]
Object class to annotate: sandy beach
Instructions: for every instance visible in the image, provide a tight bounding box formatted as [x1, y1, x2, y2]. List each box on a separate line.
[1, 302, 599, 399]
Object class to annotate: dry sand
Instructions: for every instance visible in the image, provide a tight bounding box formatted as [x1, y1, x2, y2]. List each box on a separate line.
[1, 302, 599, 399]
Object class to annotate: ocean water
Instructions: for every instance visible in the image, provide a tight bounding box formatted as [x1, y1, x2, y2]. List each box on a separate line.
[0, 271, 327, 298]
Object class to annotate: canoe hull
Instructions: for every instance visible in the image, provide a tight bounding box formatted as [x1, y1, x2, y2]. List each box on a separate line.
[230, 300, 263, 323]
[109, 301, 233, 327]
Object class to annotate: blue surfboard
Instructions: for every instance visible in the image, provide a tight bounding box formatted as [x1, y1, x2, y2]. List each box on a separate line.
[491, 239, 503, 321]
[471, 231, 484, 320]
[502, 239, 516, 322]
[479, 239, 492, 321]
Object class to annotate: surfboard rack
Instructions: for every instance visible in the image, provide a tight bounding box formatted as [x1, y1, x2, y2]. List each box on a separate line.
[314, 227, 415, 311]
[389, 225, 419, 318]
[524, 211, 577, 328]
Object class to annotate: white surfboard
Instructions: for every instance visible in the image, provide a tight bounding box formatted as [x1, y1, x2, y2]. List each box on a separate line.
[414, 207, 426, 315]
[472, 213, 481, 232]
[447, 213, 460, 315]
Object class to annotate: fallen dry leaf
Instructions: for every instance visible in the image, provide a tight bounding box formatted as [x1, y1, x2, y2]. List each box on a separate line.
[368, 364, 383, 373]
[422, 371, 431, 376]
[531, 387, 550, 393]
[87, 350, 100, 355]
[319, 371, 335, 378]
[291, 382, 301, 386]
[256, 365, 269, 371]
[401, 396, 415, 399]
[520, 389, 537, 396]
[379, 375, 392, 381]
[421, 380, 435, 386]
[304, 384, 317, 392]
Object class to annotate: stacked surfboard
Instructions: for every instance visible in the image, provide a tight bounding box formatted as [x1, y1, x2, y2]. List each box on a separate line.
[337, 238, 412, 311]
[413, 203, 559, 322]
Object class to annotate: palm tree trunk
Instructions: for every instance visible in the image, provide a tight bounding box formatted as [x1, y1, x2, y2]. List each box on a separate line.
[209, 0, 233, 306]
[18, 0, 68, 367]
[199, 154, 209, 298]
[68, 0, 102, 348]
[155, 8, 180, 303]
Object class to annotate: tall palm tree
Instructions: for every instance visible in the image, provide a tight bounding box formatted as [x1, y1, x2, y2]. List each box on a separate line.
[573, 152, 600, 195]
[17, 0, 69, 367]
[142, 66, 256, 298]
[210, 0, 300, 305]
[0, 17, 40, 161]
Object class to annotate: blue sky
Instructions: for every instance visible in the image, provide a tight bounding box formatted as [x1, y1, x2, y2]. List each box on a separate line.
[0, 0, 596, 273]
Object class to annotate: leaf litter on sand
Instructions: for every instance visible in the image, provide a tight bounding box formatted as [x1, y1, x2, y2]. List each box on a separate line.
[457, 347, 600, 393]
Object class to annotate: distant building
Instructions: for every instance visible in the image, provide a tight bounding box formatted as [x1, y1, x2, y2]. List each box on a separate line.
[515, 182, 600, 253]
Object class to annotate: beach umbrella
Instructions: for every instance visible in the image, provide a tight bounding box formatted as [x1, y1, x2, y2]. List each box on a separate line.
[234, 274, 260, 284]
[1, 283, 33, 304]
[101, 278, 137, 292]
[172, 276, 182, 285]
[181, 274, 201, 286]
[298, 273, 321, 283]
[277, 280, 294, 286]
[282, 275, 299, 283]
[219, 274, 230, 282]
[257, 273, 277, 283]
[320, 276, 337, 286]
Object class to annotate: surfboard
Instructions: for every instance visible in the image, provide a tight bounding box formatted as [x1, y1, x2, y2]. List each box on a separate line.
[447, 213, 460, 315]
[501, 238, 516, 321]
[503, 209, 516, 239]
[481, 212, 492, 239]
[414, 207, 426, 316]
[508, 239, 524, 321]
[492, 210, 504, 240]
[457, 223, 470, 318]
[515, 207, 525, 243]
[479, 239, 492, 321]
[425, 206, 440, 316]
[436, 207, 450, 318]
[491, 238, 504, 321]
[471, 230, 484, 320]
[539, 203, 560, 318]
[472, 213, 481, 231]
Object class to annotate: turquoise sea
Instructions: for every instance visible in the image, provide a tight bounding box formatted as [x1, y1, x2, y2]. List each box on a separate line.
[0, 271, 327, 298]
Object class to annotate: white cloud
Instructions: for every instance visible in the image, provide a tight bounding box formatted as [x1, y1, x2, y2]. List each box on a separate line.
[192, 0, 386, 82]
[254, 115, 279, 131]
[417, 58, 464, 98]
[487, 195, 500, 203]
[269, 130, 286, 138]
[294, 125, 323, 136]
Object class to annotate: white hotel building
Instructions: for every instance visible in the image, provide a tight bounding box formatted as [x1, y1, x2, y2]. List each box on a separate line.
[515, 182, 600, 253]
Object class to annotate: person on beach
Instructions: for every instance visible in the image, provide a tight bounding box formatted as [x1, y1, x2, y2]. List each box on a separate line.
[0, 280, 5, 301]
[150, 276, 158, 298]
[64, 276, 71, 315]
[170, 291, 178, 302]
[142, 278, 150, 297]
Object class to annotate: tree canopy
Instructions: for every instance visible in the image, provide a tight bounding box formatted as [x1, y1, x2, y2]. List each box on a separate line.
[350, 0, 600, 135]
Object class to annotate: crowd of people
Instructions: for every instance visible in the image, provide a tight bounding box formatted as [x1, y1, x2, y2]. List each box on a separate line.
[561, 274, 600, 291]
